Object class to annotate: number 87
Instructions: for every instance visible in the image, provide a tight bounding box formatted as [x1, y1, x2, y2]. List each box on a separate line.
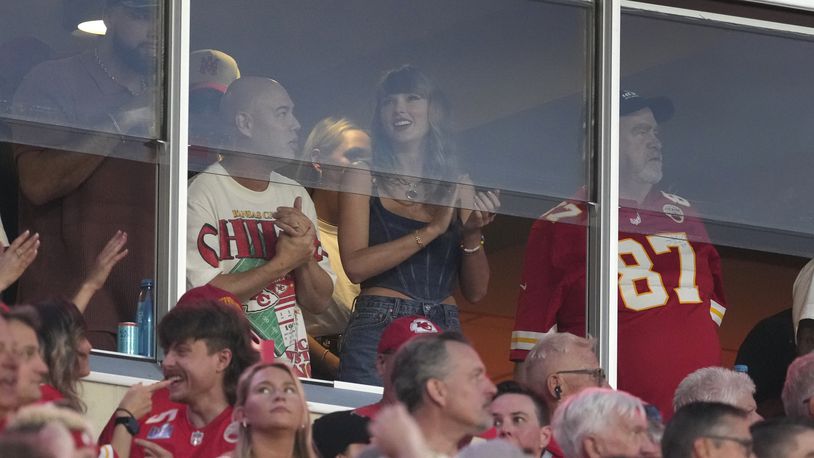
[618, 232, 702, 311]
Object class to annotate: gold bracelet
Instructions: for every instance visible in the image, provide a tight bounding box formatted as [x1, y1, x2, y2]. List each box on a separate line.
[320, 348, 330, 362]
[414, 230, 425, 248]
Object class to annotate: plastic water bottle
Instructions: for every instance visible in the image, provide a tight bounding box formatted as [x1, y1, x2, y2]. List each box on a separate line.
[734, 364, 749, 374]
[136, 279, 155, 357]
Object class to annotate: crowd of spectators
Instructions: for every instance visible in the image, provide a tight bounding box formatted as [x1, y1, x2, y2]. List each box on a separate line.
[0, 0, 814, 457]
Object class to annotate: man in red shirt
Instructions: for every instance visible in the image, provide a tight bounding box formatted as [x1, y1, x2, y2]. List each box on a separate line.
[511, 90, 727, 418]
[101, 289, 259, 457]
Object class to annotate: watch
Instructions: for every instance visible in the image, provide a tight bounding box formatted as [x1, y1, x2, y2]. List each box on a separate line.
[114, 408, 140, 436]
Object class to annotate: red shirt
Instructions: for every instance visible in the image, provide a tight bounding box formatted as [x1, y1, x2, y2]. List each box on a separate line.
[39, 384, 65, 404]
[511, 190, 726, 418]
[100, 388, 238, 458]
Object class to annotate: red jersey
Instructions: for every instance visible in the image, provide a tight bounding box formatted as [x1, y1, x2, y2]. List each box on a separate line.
[100, 388, 238, 458]
[511, 190, 726, 418]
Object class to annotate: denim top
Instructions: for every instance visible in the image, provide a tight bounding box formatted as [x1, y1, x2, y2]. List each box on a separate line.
[361, 197, 462, 302]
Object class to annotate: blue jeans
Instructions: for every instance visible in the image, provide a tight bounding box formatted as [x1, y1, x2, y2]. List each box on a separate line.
[336, 295, 461, 386]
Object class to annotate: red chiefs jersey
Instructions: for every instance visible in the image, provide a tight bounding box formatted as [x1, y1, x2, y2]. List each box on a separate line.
[99, 388, 238, 458]
[511, 190, 726, 418]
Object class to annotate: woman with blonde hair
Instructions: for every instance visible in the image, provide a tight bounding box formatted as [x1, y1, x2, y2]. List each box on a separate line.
[230, 362, 316, 458]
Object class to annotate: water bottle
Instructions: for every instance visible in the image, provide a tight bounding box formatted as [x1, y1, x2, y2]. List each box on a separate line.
[734, 364, 749, 374]
[136, 279, 155, 357]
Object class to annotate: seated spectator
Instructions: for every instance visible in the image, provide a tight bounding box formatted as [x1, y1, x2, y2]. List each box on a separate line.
[661, 402, 752, 458]
[230, 362, 315, 458]
[751, 417, 814, 458]
[6, 403, 103, 458]
[782, 352, 814, 419]
[673, 367, 762, 424]
[300, 116, 371, 379]
[101, 295, 259, 458]
[489, 380, 551, 457]
[312, 315, 439, 457]
[386, 332, 496, 456]
[0, 314, 19, 429]
[30, 299, 92, 411]
[551, 387, 658, 458]
[793, 258, 814, 356]
[4, 306, 47, 408]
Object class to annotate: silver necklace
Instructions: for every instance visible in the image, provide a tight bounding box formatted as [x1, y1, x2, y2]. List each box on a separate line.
[94, 48, 146, 96]
[384, 176, 420, 201]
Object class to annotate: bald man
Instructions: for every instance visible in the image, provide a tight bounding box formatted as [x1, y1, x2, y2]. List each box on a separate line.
[186, 77, 335, 378]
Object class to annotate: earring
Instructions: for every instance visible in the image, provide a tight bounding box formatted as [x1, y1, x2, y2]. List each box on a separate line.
[312, 163, 323, 182]
[554, 385, 562, 400]
[241, 419, 248, 429]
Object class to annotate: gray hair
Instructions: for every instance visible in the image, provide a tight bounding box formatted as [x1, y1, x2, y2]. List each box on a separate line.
[524, 333, 595, 385]
[392, 332, 468, 413]
[552, 387, 646, 458]
[673, 367, 756, 411]
[782, 353, 814, 417]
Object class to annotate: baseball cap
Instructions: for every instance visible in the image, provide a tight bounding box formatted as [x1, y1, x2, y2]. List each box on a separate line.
[190, 49, 240, 94]
[620, 90, 674, 122]
[377, 315, 440, 354]
[177, 284, 242, 310]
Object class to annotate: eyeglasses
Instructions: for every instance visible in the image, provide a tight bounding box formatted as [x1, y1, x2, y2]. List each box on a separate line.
[702, 435, 753, 454]
[555, 368, 606, 385]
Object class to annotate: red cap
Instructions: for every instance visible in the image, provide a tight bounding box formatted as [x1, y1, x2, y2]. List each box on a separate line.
[377, 316, 440, 354]
[178, 284, 242, 310]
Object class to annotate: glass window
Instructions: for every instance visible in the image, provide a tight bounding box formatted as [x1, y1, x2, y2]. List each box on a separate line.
[187, 0, 593, 382]
[619, 6, 814, 417]
[0, 0, 164, 355]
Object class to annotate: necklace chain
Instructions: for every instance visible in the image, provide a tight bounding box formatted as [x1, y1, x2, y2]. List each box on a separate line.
[94, 48, 147, 96]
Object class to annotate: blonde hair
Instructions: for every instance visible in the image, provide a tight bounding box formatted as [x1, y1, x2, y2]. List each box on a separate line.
[302, 117, 361, 164]
[233, 362, 315, 458]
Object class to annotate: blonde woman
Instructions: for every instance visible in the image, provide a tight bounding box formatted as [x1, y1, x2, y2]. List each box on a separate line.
[230, 362, 316, 458]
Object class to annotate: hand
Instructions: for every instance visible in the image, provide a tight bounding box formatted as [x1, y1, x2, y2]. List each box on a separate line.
[426, 183, 460, 236]
[368, 403, 429, 458]
[273, 196, 314, 238]
[113, 86, 159, 137]
[275, 227, 317, 270]
[134, 439, 173, 458]
[117, 377, 178, 420]
[460, 189, 500, 233]
[83, 231, 129, 291]
[0, 230, 39, 291]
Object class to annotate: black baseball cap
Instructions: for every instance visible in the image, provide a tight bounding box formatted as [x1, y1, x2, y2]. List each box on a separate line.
[620, 90, 674, 122]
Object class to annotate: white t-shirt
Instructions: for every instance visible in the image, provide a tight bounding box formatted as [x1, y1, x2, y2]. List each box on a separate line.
[186, 162, 336, 377]
[0, 213, 8, 247]
[793, 258, 814, 341]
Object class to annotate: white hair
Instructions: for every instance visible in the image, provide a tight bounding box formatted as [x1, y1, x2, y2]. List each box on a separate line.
[552, 387, 646, 458]
[524, 332, 595, 382]
[782, 353, 814, 418]
[673, 366, 756, 411]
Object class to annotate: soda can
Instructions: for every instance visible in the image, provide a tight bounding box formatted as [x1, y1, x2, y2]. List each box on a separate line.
[117, 322, 139, 355]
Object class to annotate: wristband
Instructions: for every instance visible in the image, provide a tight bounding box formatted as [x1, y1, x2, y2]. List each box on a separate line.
[114, 408, 140, 435]
[461, 235, 484, 255]
[414, 230, 425, 249]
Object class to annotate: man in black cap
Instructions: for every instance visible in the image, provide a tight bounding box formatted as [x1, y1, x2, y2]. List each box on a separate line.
[511, 90, 727, 420]
[12, 0, 160, 349]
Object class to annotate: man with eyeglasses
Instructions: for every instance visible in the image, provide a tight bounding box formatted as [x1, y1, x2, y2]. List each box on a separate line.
[512, 90, 727, 419]
[662, 402, 754, 458]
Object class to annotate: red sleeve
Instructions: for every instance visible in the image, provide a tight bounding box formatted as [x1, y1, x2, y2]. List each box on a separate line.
[510, 202, 587, 361]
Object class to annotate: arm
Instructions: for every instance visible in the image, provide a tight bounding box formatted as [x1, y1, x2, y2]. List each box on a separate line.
[72, 230, 129, 313]
[337, 166, 456, 284]
[109, 378, 176, 458]
[457, 189, 500, 303]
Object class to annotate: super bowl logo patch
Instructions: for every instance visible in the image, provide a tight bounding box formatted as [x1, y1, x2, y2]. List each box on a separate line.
[663, 204, 685, 223]
[146, 423, 173, 440]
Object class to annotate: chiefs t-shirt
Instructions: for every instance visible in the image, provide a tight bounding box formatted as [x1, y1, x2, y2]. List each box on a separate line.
[511, 189, 726, 418]
[100, 388, 238, 458]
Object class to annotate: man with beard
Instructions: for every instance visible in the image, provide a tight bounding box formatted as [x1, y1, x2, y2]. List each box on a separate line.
[12, 0, 160, 350]
[186, 77, 334, 377]
[511, 90, 727, 419]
